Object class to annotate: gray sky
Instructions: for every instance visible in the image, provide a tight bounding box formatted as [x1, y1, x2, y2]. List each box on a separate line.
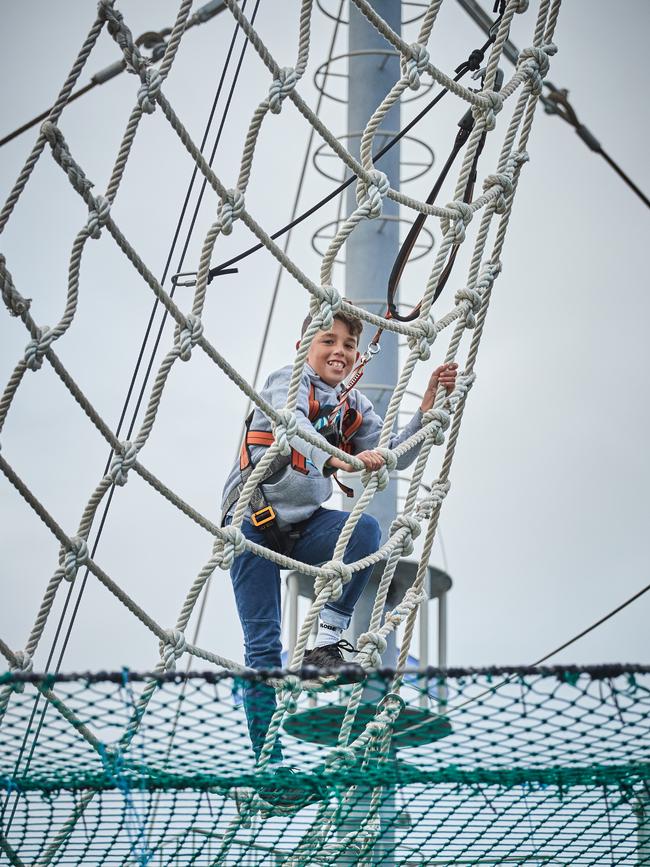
[1, 0, 649, 679]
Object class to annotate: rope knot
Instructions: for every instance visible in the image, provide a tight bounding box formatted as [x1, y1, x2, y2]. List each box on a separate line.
[441, 200, 473, 244]
[10, 651, 33, 693]
[421, 407, 450, 445]
[0, 256, 31, 318]
[159, 629, 186, 671]
[454, 287, 482, 328]
[86, 195, 111, 239]
[137, 65, 162, 113]
[389, 513, 421, 556]
[361, 447, 396, 491]
[401, 42, 430, 90]
[483, 171, 514, 214]
[24, 326, 55, 371]
[273, 410, 298, 455]
[109, 440, 138, 486]
[61, 536, 89, 582]
[378, 691, 406, 722]
[357, 631, 387, 667]
[314, 560, 351, 601]
[356, 169, 389, 219]
[218, 188, 245, 235]
[474, 89, 502, 131]
[317, 285, 342, 330]
[407, 315, 436, 360]
[279, 675, 302, 714]
[416, 479, 451, 519]
[518, 44, 556, 95]
[41, 121, 94, 198]
[175, 313, 204, 361]
[268, 66, 298, 114]
[215, 524, 246, 570]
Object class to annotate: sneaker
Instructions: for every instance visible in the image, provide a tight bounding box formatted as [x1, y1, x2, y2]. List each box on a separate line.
[256, 765, 325, 810]
[302, 639, 364, 686]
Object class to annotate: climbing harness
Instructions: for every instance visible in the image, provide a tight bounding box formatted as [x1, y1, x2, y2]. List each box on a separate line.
[221, 384, 365, 554]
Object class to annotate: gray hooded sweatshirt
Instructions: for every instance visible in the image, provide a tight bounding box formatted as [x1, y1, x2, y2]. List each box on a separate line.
[221, 363, 424, 527]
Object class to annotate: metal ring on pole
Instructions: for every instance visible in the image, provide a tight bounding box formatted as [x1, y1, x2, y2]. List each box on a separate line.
[316, 0, 429, 26]
[311, 215, 434, 265]
[313, 131, 434, 185]
[314, 50, 434, 105]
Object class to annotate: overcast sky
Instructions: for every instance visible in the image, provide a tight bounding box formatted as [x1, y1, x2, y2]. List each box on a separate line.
[1, 0, 649, 681]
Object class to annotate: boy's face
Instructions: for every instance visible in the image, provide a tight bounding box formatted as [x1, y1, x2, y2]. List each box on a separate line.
[306, 318, 358, 387]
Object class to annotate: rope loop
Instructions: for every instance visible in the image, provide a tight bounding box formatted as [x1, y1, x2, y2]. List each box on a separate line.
[24, 326, 55, 371]
[61, 536, 89, 583]
[314, 560, 351, 601]
[401, 42, 430, 91]
[10, 651, 33, 693]
[109, 440, 138, 487]
[159, 628, 187, 672]
[175, 313, 204, 362]
[218, 187, 245, 235]
[441, 200, 473, 244]
[454, 287, 482, 328]
[473, 89, 502, 131]
[317, 285, 342, 330]
[389, 512, 421, 556]
[137, 66, 163, 114]
[268, 66, 298, 114]
[215, 524, 246, 570]
[86, 195, 111, 239]
[273, 409, 298, 456]
[357, 631, 387, 667]
[407, 315, 436, 360]
[355, 169, 389, 220]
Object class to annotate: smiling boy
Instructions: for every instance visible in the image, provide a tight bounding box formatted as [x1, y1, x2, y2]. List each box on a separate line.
[221, 308, 456, 768]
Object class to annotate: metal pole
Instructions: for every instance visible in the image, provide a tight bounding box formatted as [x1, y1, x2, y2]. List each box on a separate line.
[419, 574, 430, 709]
[287, 572, 299, 658]
[437, 592, 447, 668]
[345, 4, 401, 865]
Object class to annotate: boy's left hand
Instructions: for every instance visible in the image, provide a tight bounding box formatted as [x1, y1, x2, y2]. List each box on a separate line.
[420, 362, 458, 411]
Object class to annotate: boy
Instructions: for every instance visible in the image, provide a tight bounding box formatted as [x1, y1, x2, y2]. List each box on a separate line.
[221, 308, 457, 773]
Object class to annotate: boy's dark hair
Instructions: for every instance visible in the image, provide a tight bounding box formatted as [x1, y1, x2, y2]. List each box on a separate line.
[301, 307, 363, 341]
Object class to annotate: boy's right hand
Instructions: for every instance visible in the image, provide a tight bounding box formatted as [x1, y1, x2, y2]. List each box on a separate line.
[327, 450, 386, 474]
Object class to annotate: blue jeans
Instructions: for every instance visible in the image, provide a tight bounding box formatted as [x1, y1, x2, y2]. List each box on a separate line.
[229, 507, 381, 761]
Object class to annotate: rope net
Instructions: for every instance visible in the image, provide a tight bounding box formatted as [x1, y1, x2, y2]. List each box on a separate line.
[2, 668, 649, 865]
[3, 0, 629, 862]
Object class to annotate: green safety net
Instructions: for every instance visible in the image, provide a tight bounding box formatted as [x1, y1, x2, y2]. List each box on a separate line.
[1, 665, 649, 865]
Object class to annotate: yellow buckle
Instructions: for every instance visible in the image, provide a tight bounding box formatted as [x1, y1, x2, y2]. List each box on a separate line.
[251, 506, 276, 527]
